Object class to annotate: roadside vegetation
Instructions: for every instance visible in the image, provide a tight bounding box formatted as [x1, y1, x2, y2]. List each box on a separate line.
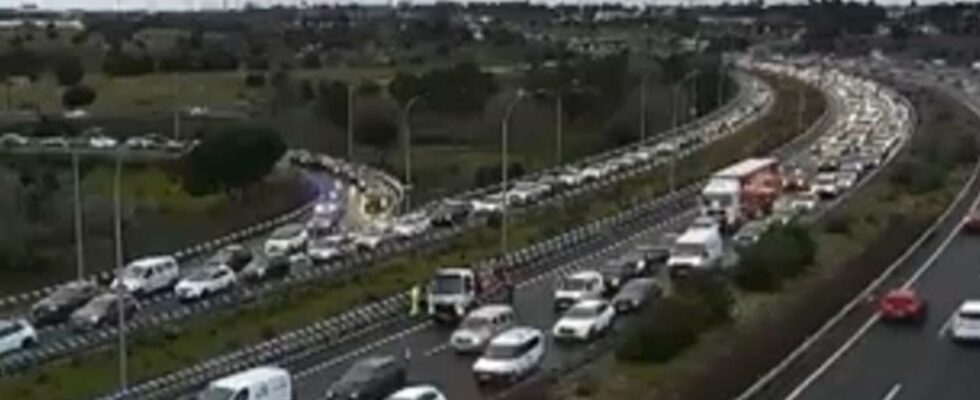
[0, 74, 822, 400]
[548, 80, 979, 400]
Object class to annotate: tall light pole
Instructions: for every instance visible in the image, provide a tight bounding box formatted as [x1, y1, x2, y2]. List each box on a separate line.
[112, 152, 128, 394]
[531, 89, 565, 166]
[500, 90, 526, 255]
[346, 83, 355, 160]
[716, 61, 725, 109]
[401, 95, 423, 211]
[670, 70, 699, 194]
[72, 152, 85, 281]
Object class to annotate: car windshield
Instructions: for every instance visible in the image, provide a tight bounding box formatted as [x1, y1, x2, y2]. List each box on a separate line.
[340, 361, 381, 384]
[460, 315, 490, 331]
[186, 269, 218, 282]
[565, 305, 600, 319]
[959, 309, 980, 320]
[673, 243, 705, 258]
[51, 282, 90, 301]
[197, 387, 236, 400]
[816, 175, 835, 184]
[483, 343, 522, 360]
[560, 276, 592, 291]
[87, 295, 116, 311]
[271, 225, 302, 239]
[431, 275, 464, 295]
[122, 266, 147, 279]
[702, 194, 733, 208]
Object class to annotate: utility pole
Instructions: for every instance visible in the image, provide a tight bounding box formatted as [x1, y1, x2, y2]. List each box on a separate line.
[717, 62, 725, 108]
[172, 110, 181, 140]
[500, 91, 525, 255]
[555, 94, 563, 165]
[347, 83, 355, 160]
[73, 153, 85, 281]
[402, 96, 422, 211]
[113, 153, 128, 395]
[797, 82, 806, 132]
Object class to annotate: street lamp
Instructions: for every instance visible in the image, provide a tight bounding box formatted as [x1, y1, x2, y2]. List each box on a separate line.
[530, 89, 564, 166]
[500, 89, 527, 255]
[670, 70, 699, 194]
[401, 95, 424, 211]
[112, 151, 128, 395]
[72, 152, 85, 281]
[346, 83, 355, 160]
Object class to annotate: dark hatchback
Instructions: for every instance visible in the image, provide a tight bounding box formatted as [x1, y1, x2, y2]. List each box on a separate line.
[31, 280, 99, 326]
[324, 356, 407, 400]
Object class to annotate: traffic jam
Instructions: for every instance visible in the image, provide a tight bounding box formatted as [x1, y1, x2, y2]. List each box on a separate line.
[181, 58, 912, 400]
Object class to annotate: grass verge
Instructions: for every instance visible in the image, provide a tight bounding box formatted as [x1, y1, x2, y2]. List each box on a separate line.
[0, 74, 823, 400]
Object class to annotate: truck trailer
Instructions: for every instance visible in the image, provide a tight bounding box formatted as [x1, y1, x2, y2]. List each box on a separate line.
[700, 157, 782, 230]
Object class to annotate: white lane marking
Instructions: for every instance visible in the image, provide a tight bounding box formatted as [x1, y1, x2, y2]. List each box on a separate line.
[937, 313, 955, 339]
[782, 91, 980, 400]
[423, 343, 449, 358]
[881, 383, 902, 400]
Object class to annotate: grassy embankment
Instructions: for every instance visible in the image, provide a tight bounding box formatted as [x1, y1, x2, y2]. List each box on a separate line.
[0, 74, 822, 400]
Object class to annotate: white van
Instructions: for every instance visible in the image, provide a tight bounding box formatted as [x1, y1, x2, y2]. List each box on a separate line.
[198, 366, 292, 400]
[450, 304, 516, 353]
[111, 256, 180, 296]
[666, 227, 724, 277]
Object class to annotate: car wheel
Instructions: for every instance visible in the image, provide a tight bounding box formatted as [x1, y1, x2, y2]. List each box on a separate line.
[21, 338, 36, 349]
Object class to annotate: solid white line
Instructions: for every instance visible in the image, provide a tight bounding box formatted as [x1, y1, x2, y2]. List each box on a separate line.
[937, 313, 955, 339]
[779, 84, 980, 400]
[881, 383, 903, 400]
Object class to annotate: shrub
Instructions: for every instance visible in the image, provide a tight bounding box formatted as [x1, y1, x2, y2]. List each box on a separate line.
[734, 223, 815, 291]
[674, 272, 734, 327]
[825, 212, 852, 234]
[615, 297, 703, 363]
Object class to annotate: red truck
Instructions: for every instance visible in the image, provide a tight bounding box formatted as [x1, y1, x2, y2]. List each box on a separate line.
[700, 157, 783, 230]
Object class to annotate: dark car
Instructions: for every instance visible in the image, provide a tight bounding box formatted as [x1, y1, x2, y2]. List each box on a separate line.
[241, 254, 291, 282]
[31, 280, 100, 326]
[205, 244, 253, 272]
[963, 210, 980, 234]
[324, 356, 407, 400]
[69, 292, 140, 331]
[431, 201, 471, 228]
[634, 245, 671, 274]
[612, 278, 662, 313]
[597, 258, 640, 294]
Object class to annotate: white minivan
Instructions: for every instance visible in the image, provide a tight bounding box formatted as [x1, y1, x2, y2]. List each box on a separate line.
[450, 304, 516, 353]
[666, 227, 724, 277]
[198, 366, 292, 400]
[112, 256, 180, 296]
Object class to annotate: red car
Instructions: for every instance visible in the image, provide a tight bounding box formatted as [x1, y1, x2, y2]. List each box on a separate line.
[964, 210, 980, 233]
[878, 288, 926, 322]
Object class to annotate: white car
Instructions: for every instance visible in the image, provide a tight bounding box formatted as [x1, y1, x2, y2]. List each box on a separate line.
[307, 235, 349, 262]
[472, 327, 545, 385]
[811, 173, 840, 198]
[0, 133, 29, 147]
[557, 168, 586, 187]
[264, 224, 309, 257]
[553, 270, 606, 311]
[386, 385, 447, 400]
[652, 141, 677, 157]
[391, 214, 431, 238]
[950, 300, 980, 341]
[174, 266, 236, 301]
[835, 171, 859, 191]
[0, 319, 37, 356]
[88, 135, 117, 149]
[352, 231, 386, 251]
[578, 166, 604, 181]
[470, 194, 506, 214]
[551, 299, 616, 341]
[506, 182, 550, 204]
[450, 304, 516, 353]
[125, 136, 156, 149]
[39, 136, 70, 148]
[112, 255, 180, 296]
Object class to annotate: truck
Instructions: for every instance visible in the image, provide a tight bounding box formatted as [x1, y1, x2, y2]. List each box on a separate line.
[700, 157, 782, 230]
[426, 266, 507, 323]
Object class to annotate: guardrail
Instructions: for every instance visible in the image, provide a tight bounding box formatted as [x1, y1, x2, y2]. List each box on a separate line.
[89, 73, 779, 400]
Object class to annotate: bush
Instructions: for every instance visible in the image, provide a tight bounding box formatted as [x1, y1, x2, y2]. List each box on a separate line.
[824, 212, 852, 234]
[244, 73, 266, 88]
[61, 85, 97, 109]
[674, 272, 734, 327]
[615, 297, 703, 363]
[734, 224, 815, 292]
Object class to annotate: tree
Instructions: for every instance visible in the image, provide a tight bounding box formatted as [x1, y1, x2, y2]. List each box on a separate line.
[181, 124, 287, 196]
[54, 56, 85, 86]
[62, 85, 97, 109]
[301, 52, 321, 69]
[315, 80, 351, 129]
[244, 73, 266, 88]
[355, 113, 399, 162]
[388, 72, 423, 105]
[103, 50, 155, 77]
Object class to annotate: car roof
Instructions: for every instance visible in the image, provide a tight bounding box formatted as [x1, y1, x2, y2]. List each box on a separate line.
[567, 270, 602, 280]
[469, 304, 514, 318]
[490, 326, 541, 345]
[571, 298, 607, 310]
[354, 355, 396, 369]
[128, 255, 175, 268]
[210, 366, 289, 390]
[959, 300, 980, 314]
[389, 385, 441, 398]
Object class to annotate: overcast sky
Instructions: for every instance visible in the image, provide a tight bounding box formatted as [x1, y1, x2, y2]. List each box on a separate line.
[0, 0, 928, 12]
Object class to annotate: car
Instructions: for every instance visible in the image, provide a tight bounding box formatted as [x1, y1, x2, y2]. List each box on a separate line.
[950, 300, 980, 342]
[0, 133, 29, 147]
[352, 231, 387, 251]
[325, 356, 407, 400]
[472, 327, 545, 385]
[264, 224, 309, 257]
[391, 214, 431, 239]
[551, 299, 616, 341]
[811, 173, 840, 199]
[88, 135, 117, 149]
[652, 141, 677, 157]
[835, 171, 859, 191]
[789, 192, 820, 212]
[163, 139, 186, 152]
[188, 106, 210, 116]
[64, 109, 89, 119]
[430, 201, 471, 227]
[124, 136, 156, 149]
[878, 288, 926, 323]
[962, 210, 980, 233]
[175, 266, 236, 301]
[385, 385, 447, 400]
[733, 220, 769, 247]
[557, 168, 587, 187]
[553, 270, 605, 311]
[39, 136, 70, 148]
[307, 234, 350, 262]
[312, 202, 339, 220]
[198, 366, 292, 400]
[111, 255, 180, 296]
[783, 168, 810, 192]
[596, 257, 642, 294]
[205, 244, 253, 272]
[612, 278, 661, 313]
[470, 194, 505, 214]
[0, 319, 37, 356]
[30, 280, 99, 326]
[506, 182, 550, 205]
[578, 166, 605, 181]
[70, 292, 140, 331]
[450, 304, 516, 354]
[241, 254, 291, 282]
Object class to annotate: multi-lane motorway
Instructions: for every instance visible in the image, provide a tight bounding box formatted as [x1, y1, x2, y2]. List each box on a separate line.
[739, 61, 980, 400]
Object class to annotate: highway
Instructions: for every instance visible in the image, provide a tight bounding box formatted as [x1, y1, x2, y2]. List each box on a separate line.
[219, 61, 891, 400]
[739, 62, 980, 400]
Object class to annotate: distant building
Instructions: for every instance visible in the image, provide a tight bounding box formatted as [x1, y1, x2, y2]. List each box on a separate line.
[0, 18, 85, 30]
